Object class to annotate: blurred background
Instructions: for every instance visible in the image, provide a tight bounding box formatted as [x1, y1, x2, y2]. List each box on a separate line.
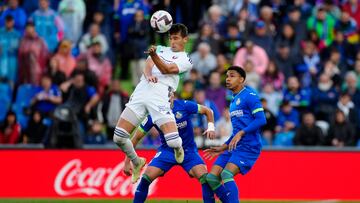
[0, 0, 359, 150]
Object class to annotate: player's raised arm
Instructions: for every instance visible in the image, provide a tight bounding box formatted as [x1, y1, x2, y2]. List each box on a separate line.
[143, 56, 157, 82]
[198, 105, 216, 139]
[146, 45, 180, 74]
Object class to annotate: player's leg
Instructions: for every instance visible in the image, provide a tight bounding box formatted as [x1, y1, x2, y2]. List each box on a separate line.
[158, 121, 184, 163]
[206, 152, 232, 203]
[188, 164, 215, 203]
[113, 107, 146, 183]
[222, 163, 240, 203]
[134, 166, 164, 203]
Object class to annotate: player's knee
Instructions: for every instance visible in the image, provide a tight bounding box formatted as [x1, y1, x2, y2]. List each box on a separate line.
[220, 169, 234, 183]
[113, 127, 130, 145]
[164, 132, 182, 148]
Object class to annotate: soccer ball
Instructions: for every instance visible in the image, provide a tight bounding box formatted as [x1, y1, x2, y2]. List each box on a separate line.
[150, 10, 173, 33]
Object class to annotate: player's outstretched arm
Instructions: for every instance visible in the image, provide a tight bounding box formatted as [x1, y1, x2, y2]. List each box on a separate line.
[198, 105, 215, 139]
[146, 45, 179, 74]
[203, 144, 228, 160]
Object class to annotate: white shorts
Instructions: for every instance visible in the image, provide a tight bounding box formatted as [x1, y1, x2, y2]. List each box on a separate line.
[126, 80, 175, 126]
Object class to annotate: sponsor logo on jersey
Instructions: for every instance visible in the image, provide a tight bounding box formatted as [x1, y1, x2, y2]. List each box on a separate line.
[230, 110, 243, 117]
[176, 120, 187, 129]
[175, 112, 182, 119]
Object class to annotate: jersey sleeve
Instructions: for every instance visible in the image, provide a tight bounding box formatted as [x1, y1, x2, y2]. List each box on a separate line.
[139, 115, 154, 133]
[246, 92, 264, 115]
[174, 54, 192, 74]
[184, 100, 199, 114]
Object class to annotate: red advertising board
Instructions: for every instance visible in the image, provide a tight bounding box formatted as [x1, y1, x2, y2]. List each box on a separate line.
[0, 150, 359, 200]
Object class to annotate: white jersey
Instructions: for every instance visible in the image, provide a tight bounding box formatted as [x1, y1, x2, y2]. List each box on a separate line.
[141, 45, 193, 90]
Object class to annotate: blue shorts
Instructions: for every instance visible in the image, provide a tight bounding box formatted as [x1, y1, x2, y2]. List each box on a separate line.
[214, 146, 260, 175]
[148, 148, 205, 174]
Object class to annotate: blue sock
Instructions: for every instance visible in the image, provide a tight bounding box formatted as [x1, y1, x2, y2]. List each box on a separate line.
[133, 174, 152, 203]
[221, 169, 239, 203]
[199, 174, 215, 203]
[206, 173, 230, 203]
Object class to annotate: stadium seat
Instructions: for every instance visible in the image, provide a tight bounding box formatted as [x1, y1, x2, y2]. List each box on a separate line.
[12, 84, 40, 128]
[273, 132, 295, 147]
[0, 83, 12, 121]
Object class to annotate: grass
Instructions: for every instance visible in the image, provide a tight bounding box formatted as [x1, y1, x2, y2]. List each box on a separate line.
[0, 200, 358, 203]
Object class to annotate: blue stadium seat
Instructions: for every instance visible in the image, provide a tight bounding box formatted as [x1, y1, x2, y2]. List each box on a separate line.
[12, 84, 40, 128]
[273, 132, 295, 147]
[0, 83, 12, 121]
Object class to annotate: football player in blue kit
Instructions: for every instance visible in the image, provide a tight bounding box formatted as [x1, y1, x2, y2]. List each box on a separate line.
[204, 66, 267, 203]
[124, 93, 217, 203]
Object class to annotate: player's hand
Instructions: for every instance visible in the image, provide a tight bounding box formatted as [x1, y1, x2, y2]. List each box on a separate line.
[123, 157, 133, 176]
[203, 146, 225, 160]
[203, 130, 215, 140]
[146, 75, 158, 83]
[144, 45, 157, 56]
[228, 131, 244, 152]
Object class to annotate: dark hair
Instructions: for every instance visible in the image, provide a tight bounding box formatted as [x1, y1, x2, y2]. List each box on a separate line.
[5, 15, 13, 22]
[26, 22, 35, 28]
[169, 23, 188, 37]
[227, 66, 246, 79]
[0, 111, 17, 132]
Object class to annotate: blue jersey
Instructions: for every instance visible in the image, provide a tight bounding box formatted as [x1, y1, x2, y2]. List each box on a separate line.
[140, 99, 199, 152]
[228, 87, 265, 147]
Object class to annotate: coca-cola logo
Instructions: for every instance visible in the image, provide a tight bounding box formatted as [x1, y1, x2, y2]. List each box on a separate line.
[54, 159, 157, 196]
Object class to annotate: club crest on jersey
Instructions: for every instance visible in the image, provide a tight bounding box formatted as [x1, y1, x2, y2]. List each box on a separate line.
[236, 98, 241, 105]
[175, 112, 182, 119]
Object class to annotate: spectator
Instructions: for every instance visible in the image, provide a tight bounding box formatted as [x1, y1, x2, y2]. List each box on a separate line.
[58, 0, 86, 44]
[355, 60, 360, 89]
[91, 11, 113, 51]
[71, 57, 98, 88]
[327, 109, 356, 146]
[192, 89, 220, 134]
[273, 42, 296, 79]
[53, 40, 76, 78]
[335, 11, 359, 45]
[306, 6, 336, 47]
[192, 23, 220, 55]
[275, 23, 300, 57]
[213, 0, 257, 20]
[261, 98, 277, 146]
[286, 6, 307, 42]
[337, 92, 356, 120]
[22, 110, 47, 144]
[215, 54, 231, 77]
[312, 73, 339, 121]
[84, 120, 106, 144]
[47, 57, 66, 86]
[283, 76, 311, 110]
[323, 0, 341, 19]
[243, 60, 260, 91]
[342, 71, 360, 107]
[250, 20, 274, 57]
[233, 40, 269, 75]
[101, 79, 129, 140]
[29, 0, 65, 52]
[233, 7, 253, 39]
[220, 22, 243, 60]
[0, 111, 21, 144]
[342, 0, 360, 29]
[214, 107, 232, 143]
[322, 59, 342, 88]
[205, 71, 227, 113]
[60, 72, 100, 123]
[81, 41, 112, 96]
[294, 112, 324, 146]
[180, 80, 194, 100]
[79, 23, 109, 54]
[201, 4, 227, 38]
[258, 6, 277, 36]
[31, 75, 62, 116]
[293, 0, 312, 20]
[297, 40, 321, 87]
[127, 10, 150, 86]
[18, 22, 49, 85]
[190, 42, 217, 78]
[261, 60, 285, 91]
[0, 0, 27, 33]
[275, 100, 300, 133]
[0, 15, 21, 84]
[260, 83, 283, 116]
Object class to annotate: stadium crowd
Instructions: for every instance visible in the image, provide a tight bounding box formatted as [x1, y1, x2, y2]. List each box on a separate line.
[0, 0, 359, 148]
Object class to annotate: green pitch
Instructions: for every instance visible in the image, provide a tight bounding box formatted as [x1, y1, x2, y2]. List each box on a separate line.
[0, 200, 358, 203]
